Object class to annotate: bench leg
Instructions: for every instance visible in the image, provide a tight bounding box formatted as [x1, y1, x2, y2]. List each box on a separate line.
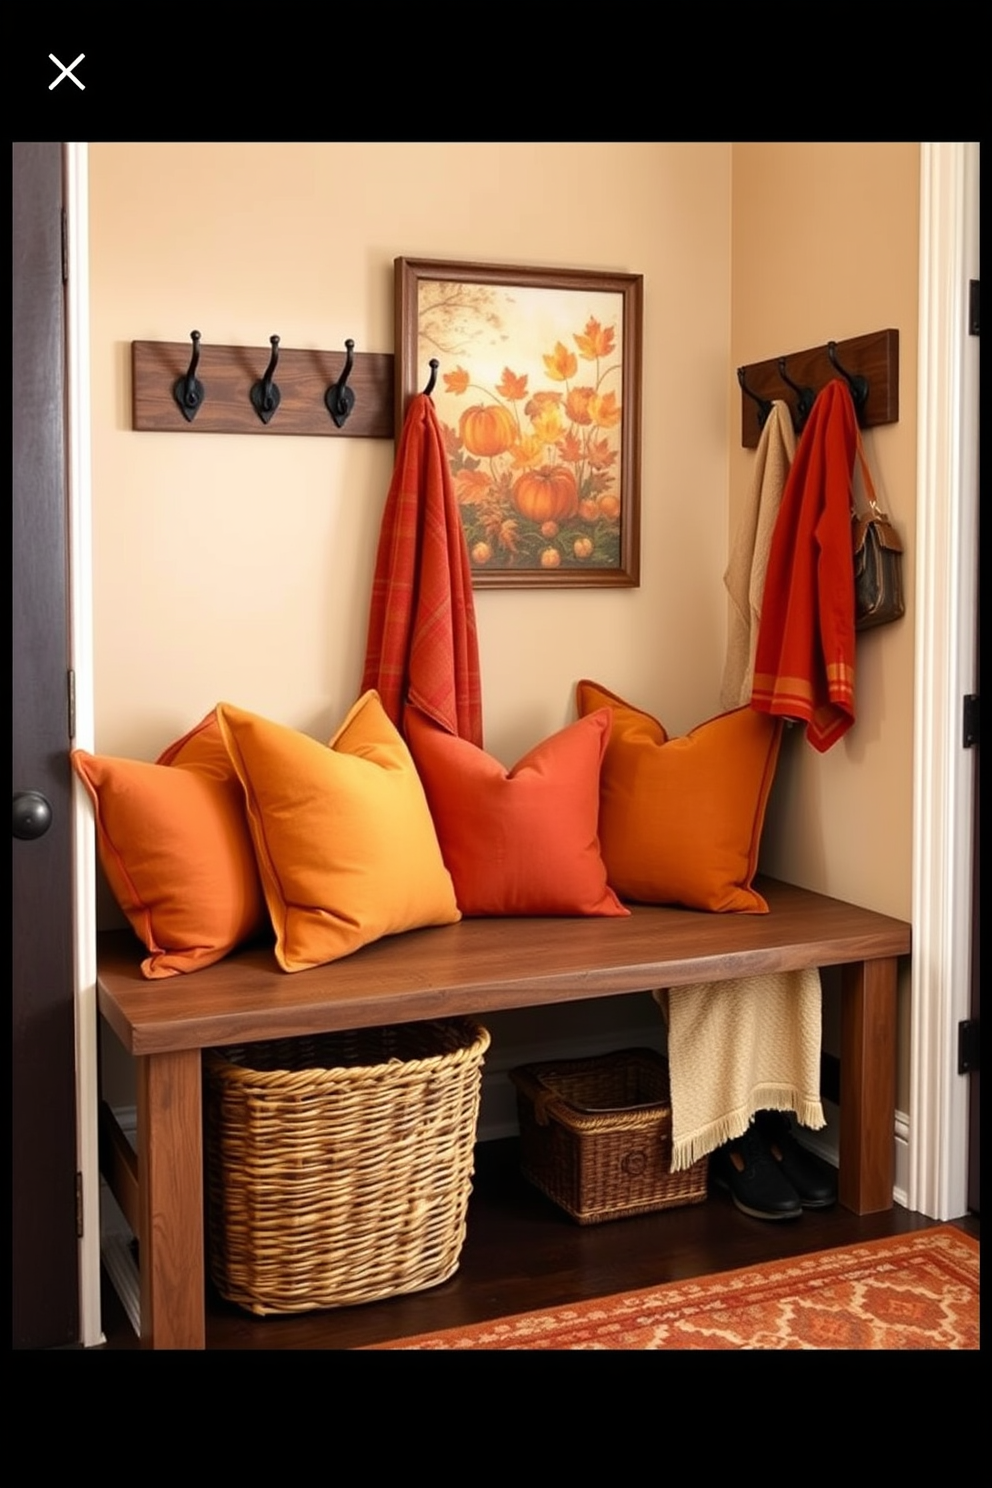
[839, 958, 897, 1214]
[136, 1050, 205, 1349]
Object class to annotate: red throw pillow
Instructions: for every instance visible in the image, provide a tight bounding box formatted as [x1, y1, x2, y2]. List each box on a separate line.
[406, 705, 628, 918]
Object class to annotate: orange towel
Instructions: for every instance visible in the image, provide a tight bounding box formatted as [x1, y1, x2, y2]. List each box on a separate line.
[751, 379, 857, 752]
[362, 393, 483, 747]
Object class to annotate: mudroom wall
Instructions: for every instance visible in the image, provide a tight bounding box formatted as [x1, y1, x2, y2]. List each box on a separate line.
[87, 142, 731, 763]
[87, 142, 919, 1126]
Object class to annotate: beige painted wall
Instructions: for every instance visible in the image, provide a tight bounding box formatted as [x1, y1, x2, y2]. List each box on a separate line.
[88, 142, 732, 768]
[88, 141, 919, 1107]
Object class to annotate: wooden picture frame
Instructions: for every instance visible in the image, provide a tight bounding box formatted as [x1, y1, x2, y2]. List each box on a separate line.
[396, 257, 643, 589]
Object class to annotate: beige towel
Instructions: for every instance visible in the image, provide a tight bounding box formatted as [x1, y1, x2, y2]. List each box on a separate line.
[655, 969, 825, 1172]
[679, 407, 812, 1174]
[721, 400, 796, 711]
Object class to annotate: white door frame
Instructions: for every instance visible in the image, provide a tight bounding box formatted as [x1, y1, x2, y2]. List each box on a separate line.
[909, 141, 980, 1221]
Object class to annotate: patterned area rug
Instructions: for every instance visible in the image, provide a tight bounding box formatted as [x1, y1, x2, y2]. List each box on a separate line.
[371, 1227, 978, 1350]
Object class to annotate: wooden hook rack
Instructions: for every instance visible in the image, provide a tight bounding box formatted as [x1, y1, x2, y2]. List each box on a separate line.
[737, 328, 898, 448]
[131, 336, 396, 438]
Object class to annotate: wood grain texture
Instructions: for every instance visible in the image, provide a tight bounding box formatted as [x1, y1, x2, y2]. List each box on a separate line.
[738, 328, 899, 448]
[97, 879, 911, 1057]
[99, 878, 911, 1344]
[131, 339, 394, 438]
[839, 957, 898, 1214]
[137, 1051, 204, 1349]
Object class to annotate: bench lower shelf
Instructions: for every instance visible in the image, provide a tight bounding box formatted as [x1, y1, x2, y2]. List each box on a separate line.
[97, 878, 911, 1349]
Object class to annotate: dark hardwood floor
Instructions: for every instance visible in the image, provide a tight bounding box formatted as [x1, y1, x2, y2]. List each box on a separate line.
[97, 1137, 979, 1349]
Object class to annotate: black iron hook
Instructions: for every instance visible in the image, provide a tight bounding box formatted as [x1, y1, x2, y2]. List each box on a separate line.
[423, 359, 439, 397]
[324, 339, 356, 428]
[173, 330, 205, 423]
[827, 341, 869, 414]
[777, 356, 816, 431]
[737, 367, 772, 431]
[250, 335, 282, 424]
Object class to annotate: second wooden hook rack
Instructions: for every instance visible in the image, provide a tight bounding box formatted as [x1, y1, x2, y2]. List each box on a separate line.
[737, 328, 899, 448]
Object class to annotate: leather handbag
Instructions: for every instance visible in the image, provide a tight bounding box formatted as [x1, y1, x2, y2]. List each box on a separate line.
[851, 430, 905, 630]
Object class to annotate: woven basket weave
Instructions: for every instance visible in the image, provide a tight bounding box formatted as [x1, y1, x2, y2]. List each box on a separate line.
[511, 1047, 708, 1225]
[204, 1019, 490, 1315]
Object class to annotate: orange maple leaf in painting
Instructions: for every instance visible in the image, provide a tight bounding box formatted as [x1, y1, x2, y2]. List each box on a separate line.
[454, 467, 493, 505]
[543, 341, 578, 382]
[565, 386, 594, 425]
[586, 435, 618, 469]
[496, 368, 528, 401]
[574, 318, 616, 360]
[589, 391, 622, 429]
[524, 390, 563, 420]
[444, 366, 470, 395]
[557, 431, 583, 463]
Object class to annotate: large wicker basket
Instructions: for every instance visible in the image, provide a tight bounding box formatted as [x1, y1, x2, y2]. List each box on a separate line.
[204, 1019, 490, 1315]
[510, 1047, 708, 1225]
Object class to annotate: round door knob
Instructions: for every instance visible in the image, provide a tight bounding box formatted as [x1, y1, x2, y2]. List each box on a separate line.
[13, 790, 53, 840]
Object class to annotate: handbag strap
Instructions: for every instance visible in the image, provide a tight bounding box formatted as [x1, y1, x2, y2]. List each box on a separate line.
[852, 424, 884, 519]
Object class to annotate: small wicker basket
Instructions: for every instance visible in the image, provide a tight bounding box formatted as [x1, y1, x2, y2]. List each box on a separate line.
[204, 1019, 490, 1315]
[510, 1047, 708, 1225]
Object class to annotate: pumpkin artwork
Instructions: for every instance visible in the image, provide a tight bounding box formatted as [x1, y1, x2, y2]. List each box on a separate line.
[512, 465, 579, 525]
[432, 303, 627, 573]
[459, 403, 517, 458]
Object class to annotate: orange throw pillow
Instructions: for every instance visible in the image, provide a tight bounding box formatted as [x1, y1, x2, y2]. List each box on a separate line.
[405, 704, 628, 918]
[216, 692, 460, 972]
[575, 680, 783, 913]
[71, 710, 268, 978]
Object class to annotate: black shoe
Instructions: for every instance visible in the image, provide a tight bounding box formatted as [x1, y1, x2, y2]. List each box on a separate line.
[755, 1110, 838, 1209]
[709, 1125, 802, 1221]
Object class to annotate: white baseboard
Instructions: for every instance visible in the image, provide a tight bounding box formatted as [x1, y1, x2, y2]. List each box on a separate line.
[893, 1109, 910, 1210]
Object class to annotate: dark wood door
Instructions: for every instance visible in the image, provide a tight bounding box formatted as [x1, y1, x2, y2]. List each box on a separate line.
[967, 449, 979, 1216]
[13, 141, 80, 1348]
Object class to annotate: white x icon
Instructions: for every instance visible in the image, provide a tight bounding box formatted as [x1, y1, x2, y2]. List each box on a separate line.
[49, 53, 85, 90]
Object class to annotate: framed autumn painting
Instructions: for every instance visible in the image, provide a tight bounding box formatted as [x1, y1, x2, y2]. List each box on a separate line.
[395, 257, 643, 589]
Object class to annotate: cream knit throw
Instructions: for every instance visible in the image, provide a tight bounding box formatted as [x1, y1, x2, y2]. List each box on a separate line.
[720, 400, 796, 711]
[655, 969, 825, 1172]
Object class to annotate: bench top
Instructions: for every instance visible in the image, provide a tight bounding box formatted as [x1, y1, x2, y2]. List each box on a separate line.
[96, 878, 911, 1058]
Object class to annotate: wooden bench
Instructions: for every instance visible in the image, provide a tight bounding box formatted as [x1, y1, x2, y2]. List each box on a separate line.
[96, 877, 911, 1349]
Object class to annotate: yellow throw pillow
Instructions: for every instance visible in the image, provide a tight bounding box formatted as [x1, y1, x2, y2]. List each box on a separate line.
[70, 710, 268, 978]
[216, 692, 460, 971]
[576, 680, 783, 913]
